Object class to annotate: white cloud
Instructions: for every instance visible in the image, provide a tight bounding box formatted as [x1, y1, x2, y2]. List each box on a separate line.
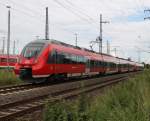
[0, 0, 150, 63]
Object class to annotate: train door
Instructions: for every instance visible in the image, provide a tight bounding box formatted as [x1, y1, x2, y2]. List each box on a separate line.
[48, 49, 57, 74]
[53, 50, 57, 74]
[85, 58, 90, 74]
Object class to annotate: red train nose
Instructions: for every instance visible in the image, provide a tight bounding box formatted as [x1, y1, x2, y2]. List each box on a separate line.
[19, 57, 37, 66]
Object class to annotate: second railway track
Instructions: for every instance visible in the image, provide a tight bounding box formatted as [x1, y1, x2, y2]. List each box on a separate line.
[0, 72, 141, 121]
[0, 83, 47, 95]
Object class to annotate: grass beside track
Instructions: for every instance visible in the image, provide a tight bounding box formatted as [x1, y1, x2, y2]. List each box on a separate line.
[44, 70, 150, 121]
[0, 69, 22, 86]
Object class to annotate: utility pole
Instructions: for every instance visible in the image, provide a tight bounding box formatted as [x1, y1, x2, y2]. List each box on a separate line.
[111, 46, 120, 57]
[107, 40, 110, 55]
[74, 33, 78, 46]
[99, 14, 109, 53]
[138, 49, 141, 63]
[13, 40, 15, 55]
[135, 46, 142, 63]
[144, 9, 150, 20]
[114, 48, 117, 57]
[45, 7, 49, 40]
[7, 6, 11, 69]
[36, 36, 39, 40]
[2, 37, 5, 54]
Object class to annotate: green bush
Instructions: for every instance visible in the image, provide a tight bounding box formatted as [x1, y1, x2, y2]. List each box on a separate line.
[0, 69, 22, 86]
[90, 70, 150, 121]
[44, 93, 92, 121]
[43, 70, 150, 121]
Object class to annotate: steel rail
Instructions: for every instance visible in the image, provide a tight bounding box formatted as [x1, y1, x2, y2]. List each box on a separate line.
[0, 83, 43, 94]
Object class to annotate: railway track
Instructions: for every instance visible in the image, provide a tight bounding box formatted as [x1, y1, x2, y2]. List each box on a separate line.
[0, 72, 130, 95]
[0, 72, 140, 120]
[0, 83, 47, 95]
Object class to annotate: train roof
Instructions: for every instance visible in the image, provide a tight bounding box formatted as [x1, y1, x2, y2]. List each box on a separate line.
[31, 39, 120, 61]
[29, 39, 143, 65]
[30, 39, 115, 57]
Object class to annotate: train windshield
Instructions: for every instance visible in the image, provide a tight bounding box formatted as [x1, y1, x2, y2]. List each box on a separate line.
[22, 43, 45, 59]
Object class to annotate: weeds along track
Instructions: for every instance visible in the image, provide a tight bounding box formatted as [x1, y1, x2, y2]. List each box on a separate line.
[0, 72, 140, 120]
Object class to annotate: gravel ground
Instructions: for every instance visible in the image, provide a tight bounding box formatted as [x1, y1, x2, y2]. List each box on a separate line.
[0, 75, 120, 106]
[14, 82, 123, 121]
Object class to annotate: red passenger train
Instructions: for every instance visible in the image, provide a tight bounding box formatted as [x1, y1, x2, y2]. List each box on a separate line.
[0, 54, 18, 69]
[14, 39, 144, 83]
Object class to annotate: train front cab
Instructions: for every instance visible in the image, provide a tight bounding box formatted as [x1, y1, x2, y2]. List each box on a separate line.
[14, 42, 51, 82]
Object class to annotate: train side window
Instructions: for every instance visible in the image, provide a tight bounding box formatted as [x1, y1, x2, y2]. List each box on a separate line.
[95, 61, 97, 67]
[102, 61, 104, 67]
[86, 59, 90, 68]
[101, 61, 103, 67]
[56, 52, 64, 64]
[71, 54, 77, 64]
[63, 53, 71, 64]
[97, 61, 99, 67]
[9, 58, 17, 63]
[68, 54, 72, 64]
[95, 61, 98, 67]
[47, 50, 56, 64]
[83, 57, 86, 64]
[78, 56, 82, 64]
[98, 61, 101, 67]
[1, 58, 7, 63]
[109, 62, 111, 67]
[111, 63, 113, 68]
[91, 60, 94, 68]
[70, 54, 73, 64]
[79, 56, 82, 64]
[105, 62, 107, 67]
[93, 61, 95, 67]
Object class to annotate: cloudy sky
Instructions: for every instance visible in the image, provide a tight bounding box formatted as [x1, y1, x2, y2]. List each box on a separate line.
[0, 0, 150, 63]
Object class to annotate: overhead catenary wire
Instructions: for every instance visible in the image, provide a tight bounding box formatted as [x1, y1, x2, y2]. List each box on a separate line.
[63, 0, 96, 22]
[52, 0, 99, 30]
[0, 1, 75, 34]
[0, 1, 45, 23]
[53, 0, 93, 24]
[8, 0, 44, 16]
